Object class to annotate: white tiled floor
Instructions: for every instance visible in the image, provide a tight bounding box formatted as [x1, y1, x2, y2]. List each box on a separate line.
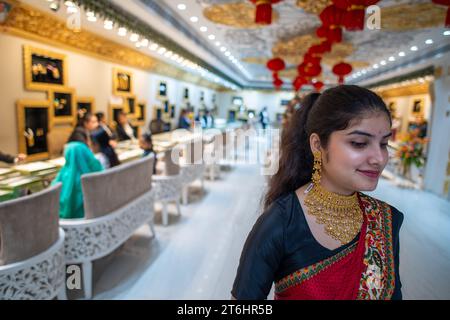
[92, 164, 450, 300]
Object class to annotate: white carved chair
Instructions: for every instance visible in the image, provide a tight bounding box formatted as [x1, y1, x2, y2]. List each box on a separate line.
[152, 149, 182, 226]
[59, 156, 155, 299]
[0, 184, 66, 300]
[180, 139, 205, 205]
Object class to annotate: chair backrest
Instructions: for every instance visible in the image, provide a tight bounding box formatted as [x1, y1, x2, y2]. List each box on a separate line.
[0, 184, 61, 266]
[161, 149, 180, 176]
[184, 139, 203, 164]
[81, 156, 154, 219]
[47, 126, 73, 158]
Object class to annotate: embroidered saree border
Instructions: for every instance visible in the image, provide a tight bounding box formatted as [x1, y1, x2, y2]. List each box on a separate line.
[275, 242, 358, 294]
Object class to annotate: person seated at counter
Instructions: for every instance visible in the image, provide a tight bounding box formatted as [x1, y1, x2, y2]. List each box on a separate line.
[51, 141, 104, 219]
[91, 127, 120, 169]
[139, 131, 157, 175]
[115, 111, 136, 141]
[0, 151, 26, 164]
[96, 112, 117, 145]
[68, 112, 99, 147]
[178, 109, 191, 130]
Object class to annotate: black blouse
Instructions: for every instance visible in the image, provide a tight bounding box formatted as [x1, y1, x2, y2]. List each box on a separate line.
[232, 192, 404, 300]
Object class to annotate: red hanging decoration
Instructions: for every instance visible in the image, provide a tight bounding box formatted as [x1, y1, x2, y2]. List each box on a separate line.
[432, 0, 450, 27]
[316, 25, 343, 43]
[273, 78, 283, 89]
[298, 63, 322, 78]
[312, 81, 325, 92]
[249, 0, 282, 25]
[332, 62, 353, 84]
[303, 53, 322, 66]
[293, 76, 307, 91]
[320, 5, 346, 29]
[267, 57, 286, 72]
[332, 0, 380, 31]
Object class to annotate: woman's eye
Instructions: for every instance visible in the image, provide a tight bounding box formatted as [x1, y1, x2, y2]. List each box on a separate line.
[351, 142, 367, 148]
[381, 142, 388, 149]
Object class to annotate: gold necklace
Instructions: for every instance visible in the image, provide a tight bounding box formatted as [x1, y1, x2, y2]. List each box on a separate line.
[304, 182, 363, 245]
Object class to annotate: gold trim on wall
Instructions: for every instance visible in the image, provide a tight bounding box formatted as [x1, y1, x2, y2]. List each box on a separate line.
[47, 87, 76, 125]
[16, 99, 51, 161]
[376, 83, 431, 99]
[23, 45, 68, 92]
[1, 1, 226, 91]
[113, 68, 134, 97]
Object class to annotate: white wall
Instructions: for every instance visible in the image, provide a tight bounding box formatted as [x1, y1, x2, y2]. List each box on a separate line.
[0, 33, 218, 154]
[216, 90, 296, 123]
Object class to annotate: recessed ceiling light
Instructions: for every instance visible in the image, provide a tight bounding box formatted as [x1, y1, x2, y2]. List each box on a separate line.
[373, 64, 379, 69]
[158, 47, 167, 55]
[200, 26, 208, 32]
[149, 43, 159, 51]
[225, 51, 231, 56]
[118, 27, 127, 36]
[215, 41, 221, 46]
[380, 60, 386, 65]
[86, 11, 95, 17]
[190, 16, 199, 23]
[425, 39, 433, 44]
[444, 31, 450, 36]
[220, 46, 226, 52]
[388, 56, 395, 61]
[398, 51, 405, 57]
[208, 34, 215, 40]
[87, 15, 97, 22]
[177, 4, 186, 10]
[130, 33, 139, 42]
[410, 46, 418, 51]
[64, 1, 74, 7]
[141, 39, 149, 47]
[104, 20, 113, 30]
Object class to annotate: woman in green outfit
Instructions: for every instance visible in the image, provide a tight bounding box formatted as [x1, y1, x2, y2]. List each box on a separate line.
[52, 141, 104, 219]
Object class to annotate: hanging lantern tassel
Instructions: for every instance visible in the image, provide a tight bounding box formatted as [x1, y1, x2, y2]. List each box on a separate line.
[273, 78, 283, 89]
[250, 0, 282, 25]
[313, 81, 325, 92]
[432, 0, 450, 27]
[332, 62, 353, 84]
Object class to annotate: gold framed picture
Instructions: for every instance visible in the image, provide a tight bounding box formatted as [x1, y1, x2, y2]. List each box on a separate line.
[48, 87, 76, 125]
[183, 87, 189, 102]
[113, 68, 133, 96]
[23, 45, 68, 92]
[135, 100, 147, 126]
[16, 100, 52, 161]
[76, 97, 95, 121]
[153, 105, 163, 121]
[157, 81, 168, 101]
[411, 98, 424, 116]
[108, 104, 125, 129]
[124, 95, 137, 118]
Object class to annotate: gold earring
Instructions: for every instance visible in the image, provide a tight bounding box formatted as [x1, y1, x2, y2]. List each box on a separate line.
[311, 151, 322, 185]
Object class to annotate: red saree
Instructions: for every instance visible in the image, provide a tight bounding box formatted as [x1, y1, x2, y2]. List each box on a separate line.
[274, 193, 396, 300]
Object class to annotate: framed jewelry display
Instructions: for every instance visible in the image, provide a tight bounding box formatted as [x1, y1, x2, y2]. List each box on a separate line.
[153, 105, 163, 121]
[113, 68, 133, 96]
[183, 87, 189, 101]
[48, 87, 76, 125]
[23, 45, 67, 91]
[124, 95, 137, 118]
[76, 97, 95, 121]
[135, 100, 147, 126]
[157, 81, 168, 100]
[170, 104, 176, 119]
[108, 104, 125, 128]
[16, 100, 51, 161]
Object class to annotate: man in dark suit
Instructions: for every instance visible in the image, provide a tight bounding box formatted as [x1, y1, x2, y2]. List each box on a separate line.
[0, 151, 26, 164]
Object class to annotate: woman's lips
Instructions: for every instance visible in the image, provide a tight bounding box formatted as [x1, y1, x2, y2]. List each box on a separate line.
[357, 170, 380, 179]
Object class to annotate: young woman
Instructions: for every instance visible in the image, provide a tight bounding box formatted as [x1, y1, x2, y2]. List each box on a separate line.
[232, 85, 404, 300]
[51, 141, 104, 219]
[91, 127, 121, 169]
[68, 112, 99, 146]
[139, 131, 157, 175]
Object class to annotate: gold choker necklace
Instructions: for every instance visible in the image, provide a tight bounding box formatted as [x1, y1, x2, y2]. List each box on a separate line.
[304, 182, 363, 245]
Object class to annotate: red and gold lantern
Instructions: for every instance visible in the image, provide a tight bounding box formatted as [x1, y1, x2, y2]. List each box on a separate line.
[293, 76, 307, 91]
[332, 0, 380, 31]
[249, 0, 282, 25]
[273, 77, 283, 89]
[332, 62, 353, 84]
[312, 81, 325, 92]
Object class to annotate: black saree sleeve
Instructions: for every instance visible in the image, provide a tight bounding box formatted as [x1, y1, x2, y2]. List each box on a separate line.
[0, 151, 15, 164]
[390, 206, 404, 300]
[231, 202, 286, 300]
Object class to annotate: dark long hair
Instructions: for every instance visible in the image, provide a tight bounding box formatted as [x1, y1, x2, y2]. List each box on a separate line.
[264, 85, 391, 210]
